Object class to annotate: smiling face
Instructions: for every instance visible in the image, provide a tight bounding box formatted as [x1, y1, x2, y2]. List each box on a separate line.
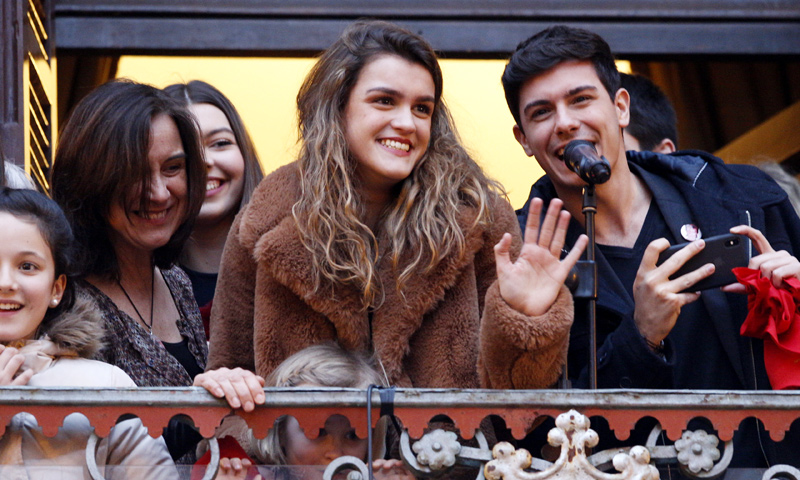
[189, 103, 246, 228]
[106, 113, 188, 257]
[344, 54, 436, 199]
[512, 60, 630, 190]
[283, 414, 368, 479]
[0, 213, 66, 342]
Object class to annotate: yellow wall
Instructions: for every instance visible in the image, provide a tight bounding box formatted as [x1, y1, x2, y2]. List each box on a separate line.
[116, 56, 540, 208]
[116, 57, 631, 208]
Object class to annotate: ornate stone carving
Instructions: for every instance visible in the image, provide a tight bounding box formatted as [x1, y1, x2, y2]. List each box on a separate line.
[674, 430, 721, 475]
[612, 446, 660, 480]
[483, 410, 658, 480]
[396, 408, 793, 480]
[323, 455, 370, 480]
[762, 465, 800, 480]
[412, 429, 462, 470]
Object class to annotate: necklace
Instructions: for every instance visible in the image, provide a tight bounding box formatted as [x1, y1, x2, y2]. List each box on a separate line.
[117, 267, 155, 335]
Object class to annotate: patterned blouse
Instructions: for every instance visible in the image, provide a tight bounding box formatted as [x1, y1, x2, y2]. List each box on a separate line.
[80, 265, 208, 387]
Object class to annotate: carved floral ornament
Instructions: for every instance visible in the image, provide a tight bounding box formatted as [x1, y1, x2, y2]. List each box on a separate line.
[86, 405, 800, 480]
[15, 386, 792, 480]
[319, 409, 800, 480]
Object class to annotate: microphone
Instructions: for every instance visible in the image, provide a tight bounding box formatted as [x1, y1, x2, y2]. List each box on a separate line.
[562, 140, 611, 184]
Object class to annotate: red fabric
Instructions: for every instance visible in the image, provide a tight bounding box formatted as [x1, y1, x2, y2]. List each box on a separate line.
[200, 299, 213, 340]
[191, 435, 259, 480]
[734, 267, 800, 390]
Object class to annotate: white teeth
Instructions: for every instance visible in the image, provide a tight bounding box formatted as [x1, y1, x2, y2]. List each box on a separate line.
[138, 210, 168, 220]
[0, 303, 21, 311]
[380, 139, 410, 152]
[206, 180, 220, 191]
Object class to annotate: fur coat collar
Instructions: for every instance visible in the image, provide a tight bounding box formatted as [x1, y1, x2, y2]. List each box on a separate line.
[36, 293, 105, 360]
[12, 293, 107, 378]
[208, 163, 572, 389]
[243, 165, 490, 384]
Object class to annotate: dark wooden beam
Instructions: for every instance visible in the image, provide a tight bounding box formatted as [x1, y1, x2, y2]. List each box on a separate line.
[52, 0, 800, 19]
[54, 0, 800, 57]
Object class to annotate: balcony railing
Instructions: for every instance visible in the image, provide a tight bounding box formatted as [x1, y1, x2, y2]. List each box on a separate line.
[1, 387, 799, 479]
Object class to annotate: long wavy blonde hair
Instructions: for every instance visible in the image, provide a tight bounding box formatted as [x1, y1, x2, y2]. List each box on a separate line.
[293, 20, 502, 308]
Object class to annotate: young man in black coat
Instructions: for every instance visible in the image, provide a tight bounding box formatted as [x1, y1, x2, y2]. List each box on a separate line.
[503, 25, 800, 468]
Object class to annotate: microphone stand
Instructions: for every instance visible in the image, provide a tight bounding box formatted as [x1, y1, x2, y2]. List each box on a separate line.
[582, 185, 599, 390]
[559, 140, 609, 390]
[563, 184, 599, 389]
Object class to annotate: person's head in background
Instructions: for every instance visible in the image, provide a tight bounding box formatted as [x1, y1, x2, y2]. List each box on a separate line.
[756, 158, 800, 218]
[4, 162, 36, 190]
[620, 73, 677, 154]
[163, 80, 264, 232]
[260, 343, 385, 469]
[1, 136, 35, 189]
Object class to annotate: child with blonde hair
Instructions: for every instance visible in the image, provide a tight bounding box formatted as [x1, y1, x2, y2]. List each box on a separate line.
[195, 343, 411, 480]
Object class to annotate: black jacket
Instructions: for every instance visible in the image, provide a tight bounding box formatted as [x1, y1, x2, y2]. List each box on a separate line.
[517, 149, 800, 467]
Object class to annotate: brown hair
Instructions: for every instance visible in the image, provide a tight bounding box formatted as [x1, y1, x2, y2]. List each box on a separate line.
[51, 79, 206, 279]
[163, 80, 265, 208]
[293, 19, 500, 308]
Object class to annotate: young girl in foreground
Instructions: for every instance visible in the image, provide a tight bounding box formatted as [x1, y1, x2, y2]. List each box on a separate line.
[0, 187, 176, 479]
[195, 343, 411, 480]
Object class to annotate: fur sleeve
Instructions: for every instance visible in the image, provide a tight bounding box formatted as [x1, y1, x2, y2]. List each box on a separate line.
[472, 193, 522, 316]
[478, 283, 572, 389]
[476, 196, 572, 389]
[207, 212, 258, 372]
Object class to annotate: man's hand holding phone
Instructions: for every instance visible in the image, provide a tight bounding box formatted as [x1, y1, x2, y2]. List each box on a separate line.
[657, 233, 750, 293]
[633, 225, 800, 347]
[633, 237, 715, 346]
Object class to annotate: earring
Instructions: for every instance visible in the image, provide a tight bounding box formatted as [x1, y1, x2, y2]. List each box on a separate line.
[51, 298, 59, 307]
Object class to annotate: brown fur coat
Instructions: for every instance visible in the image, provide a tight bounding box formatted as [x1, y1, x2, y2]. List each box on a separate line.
[207, 164, 572, 389]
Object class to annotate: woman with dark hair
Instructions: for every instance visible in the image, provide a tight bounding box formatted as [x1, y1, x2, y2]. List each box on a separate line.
[50, 79, 208, 388]
[196, 20, 587, 410]
[163, 80, 265, 333]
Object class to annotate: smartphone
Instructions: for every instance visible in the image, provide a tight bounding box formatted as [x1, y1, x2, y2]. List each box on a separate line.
[656, 233, 751, 292]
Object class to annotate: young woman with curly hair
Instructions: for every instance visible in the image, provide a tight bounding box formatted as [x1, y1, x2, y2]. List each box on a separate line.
[195, 19, 587, 410]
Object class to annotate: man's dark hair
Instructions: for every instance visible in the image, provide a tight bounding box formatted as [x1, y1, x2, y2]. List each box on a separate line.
[502, 25, 620, 127]
[621, 73, 678, 150]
